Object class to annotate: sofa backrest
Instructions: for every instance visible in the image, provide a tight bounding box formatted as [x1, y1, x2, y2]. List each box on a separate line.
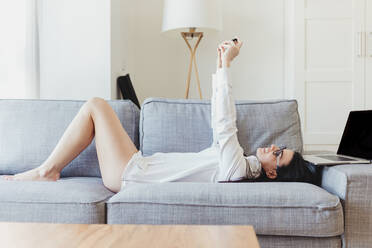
[140, 98, 303, 156]
[0, 99, 139, 177]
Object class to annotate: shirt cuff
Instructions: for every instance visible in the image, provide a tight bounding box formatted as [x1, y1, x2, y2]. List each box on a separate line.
[246, 155, 263, 179]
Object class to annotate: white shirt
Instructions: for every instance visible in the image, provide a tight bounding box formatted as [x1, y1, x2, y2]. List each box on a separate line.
[121, 68, 262, 188]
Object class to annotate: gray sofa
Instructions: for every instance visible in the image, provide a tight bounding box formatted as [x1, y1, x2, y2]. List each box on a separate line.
[0, 98, 371, 248]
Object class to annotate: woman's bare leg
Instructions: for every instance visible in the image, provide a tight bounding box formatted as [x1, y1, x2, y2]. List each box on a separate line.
[2, 97, 138, 192]
[89, 97, 138, 192]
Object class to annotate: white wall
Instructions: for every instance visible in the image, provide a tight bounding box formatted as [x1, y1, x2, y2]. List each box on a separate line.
[36, 0, 371, 151]
[111, 0, 128, 100]
[39, 0, 112, 100]
[125, 0, 372, 152]
[124, 0, 286, 103]
[38, 0, 288, 103]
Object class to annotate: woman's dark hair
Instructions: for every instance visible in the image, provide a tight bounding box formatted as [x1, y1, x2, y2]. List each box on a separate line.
[273, 152, 323, 186]
[228, 152, 323, 186]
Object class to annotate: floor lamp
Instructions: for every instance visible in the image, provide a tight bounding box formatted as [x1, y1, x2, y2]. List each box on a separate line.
[162, 0, 222, 99]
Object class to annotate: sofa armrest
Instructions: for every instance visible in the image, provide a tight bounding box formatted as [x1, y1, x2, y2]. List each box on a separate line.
[321, 164, 372, 248]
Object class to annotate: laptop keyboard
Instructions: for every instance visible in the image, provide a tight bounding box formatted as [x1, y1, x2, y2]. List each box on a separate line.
[318, 155, 357, 161]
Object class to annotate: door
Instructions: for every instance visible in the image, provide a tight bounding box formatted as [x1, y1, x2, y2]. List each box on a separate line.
[292, 0, 367, 151]
[367, 0, 372, 108]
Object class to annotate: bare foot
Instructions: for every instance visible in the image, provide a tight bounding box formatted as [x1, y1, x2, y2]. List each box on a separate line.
[0, 167, 60, 182]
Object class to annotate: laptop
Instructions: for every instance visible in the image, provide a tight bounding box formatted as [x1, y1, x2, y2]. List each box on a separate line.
[303, 110, 372, 165]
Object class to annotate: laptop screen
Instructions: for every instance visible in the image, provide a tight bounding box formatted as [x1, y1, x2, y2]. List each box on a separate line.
[337, 110, 372, 160]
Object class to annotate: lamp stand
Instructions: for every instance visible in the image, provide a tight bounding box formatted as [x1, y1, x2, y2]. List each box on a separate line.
[181, 28, 203, 99]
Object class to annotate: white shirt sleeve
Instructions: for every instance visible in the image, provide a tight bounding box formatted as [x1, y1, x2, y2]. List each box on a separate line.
[214, 67, 262, 181]
[211, 73, 218, 146]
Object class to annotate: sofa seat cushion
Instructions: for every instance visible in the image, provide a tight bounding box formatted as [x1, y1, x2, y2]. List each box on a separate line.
[107, 182, 343, 237]
[0, 177, 114, 224]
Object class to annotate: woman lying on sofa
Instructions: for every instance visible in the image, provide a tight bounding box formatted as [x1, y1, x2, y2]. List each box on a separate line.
[1, 37, 322, 193]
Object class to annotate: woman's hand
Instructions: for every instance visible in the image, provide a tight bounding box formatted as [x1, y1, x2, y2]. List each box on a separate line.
[217, 37, 243, 68]
[263, 164, 277, 179]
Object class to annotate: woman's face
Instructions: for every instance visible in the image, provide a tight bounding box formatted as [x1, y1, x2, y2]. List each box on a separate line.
[256, 145, 294, 169]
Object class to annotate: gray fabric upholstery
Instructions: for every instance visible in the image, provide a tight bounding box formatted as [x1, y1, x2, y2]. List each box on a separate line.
[0, 99, 139, 177]
[0, 177, 114, 224]
[107, 182, 343, 237]
[257, 235, 341, 248]
[140, 98, 303, 156]
[322, 164, 372, 248]
[0, 97, 357, 246]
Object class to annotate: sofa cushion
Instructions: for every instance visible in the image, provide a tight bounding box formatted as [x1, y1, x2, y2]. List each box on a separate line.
[107, 182, 343, 237]
[0, 177, 114, 224]
[140, 98, 303, 156]
[257, 235, 341, 248]
[0, 99, 139, 177]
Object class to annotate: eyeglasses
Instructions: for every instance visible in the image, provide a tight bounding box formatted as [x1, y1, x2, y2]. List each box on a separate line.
[273, 145, 287, 171]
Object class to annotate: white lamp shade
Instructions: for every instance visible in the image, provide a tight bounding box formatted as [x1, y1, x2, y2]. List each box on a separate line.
[162, 0, 222, 35]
